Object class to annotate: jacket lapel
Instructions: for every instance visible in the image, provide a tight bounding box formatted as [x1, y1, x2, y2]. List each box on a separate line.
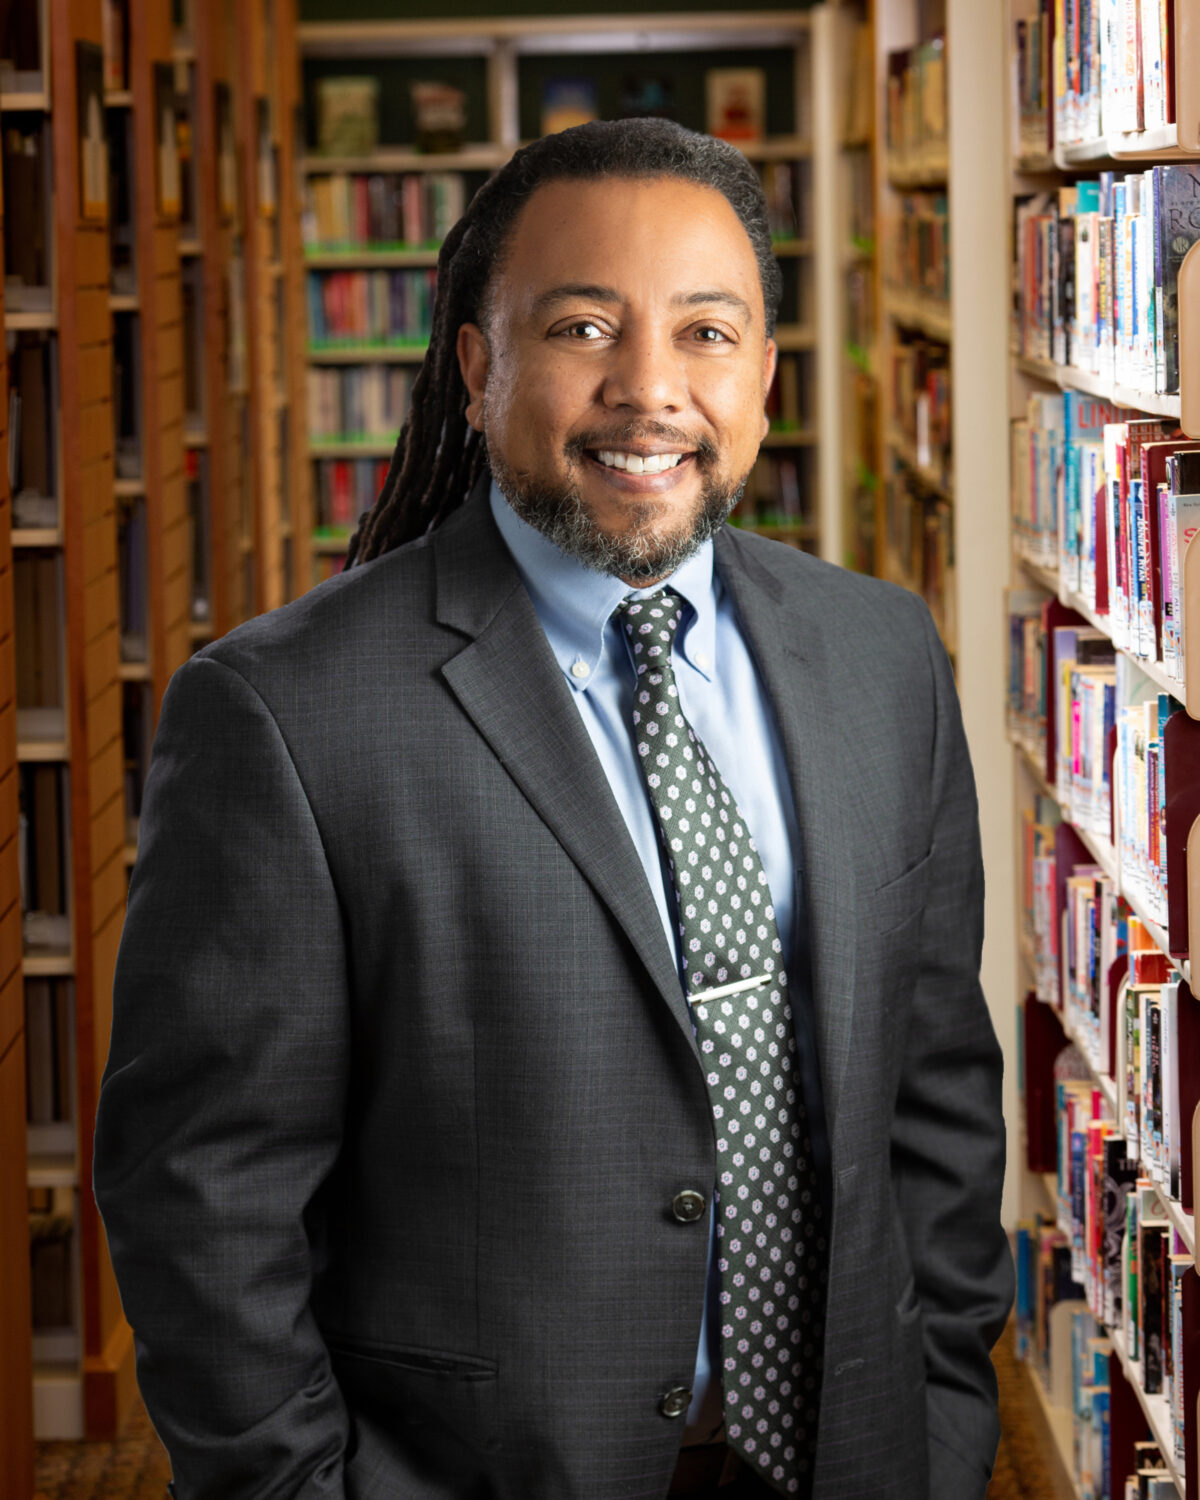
[433, 485, 698, 1055]
[714, 529, 858, 1141]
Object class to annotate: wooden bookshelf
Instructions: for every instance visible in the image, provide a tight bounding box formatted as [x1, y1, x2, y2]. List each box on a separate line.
[125, 2, 190, 710]
[0, 136, 37, 1500]
[296, 12, 837, 578]
[1005, 0, 1200, 1492]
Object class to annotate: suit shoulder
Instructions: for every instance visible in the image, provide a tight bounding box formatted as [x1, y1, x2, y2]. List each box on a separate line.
[722, 525, 931, 641]
[190, 534, 437, 685]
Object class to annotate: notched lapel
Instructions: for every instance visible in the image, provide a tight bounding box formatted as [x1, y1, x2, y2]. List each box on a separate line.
[433, 490, 698, 1057]
[714, 530, 858, 1141]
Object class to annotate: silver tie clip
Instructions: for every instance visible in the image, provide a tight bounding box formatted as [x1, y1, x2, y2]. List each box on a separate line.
[689, 973, 771, 1008]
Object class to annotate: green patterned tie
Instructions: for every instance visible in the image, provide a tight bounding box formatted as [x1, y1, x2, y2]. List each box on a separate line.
[617, 589, 827, 1498]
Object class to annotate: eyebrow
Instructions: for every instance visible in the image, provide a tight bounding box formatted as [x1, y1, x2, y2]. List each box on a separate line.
[531, 283, 755, 324]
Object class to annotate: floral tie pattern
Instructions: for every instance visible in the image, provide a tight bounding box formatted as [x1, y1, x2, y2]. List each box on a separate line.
[618, 589, 827, 1497]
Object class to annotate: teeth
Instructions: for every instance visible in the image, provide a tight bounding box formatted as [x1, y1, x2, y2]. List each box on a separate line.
[596, 451, 684, 474]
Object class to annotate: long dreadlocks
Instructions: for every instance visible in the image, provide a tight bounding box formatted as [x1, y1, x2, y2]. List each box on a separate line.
[344, 118, 784, 567]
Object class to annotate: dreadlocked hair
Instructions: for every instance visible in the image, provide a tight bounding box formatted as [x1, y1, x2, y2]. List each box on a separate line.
[344, 117, 784, 566]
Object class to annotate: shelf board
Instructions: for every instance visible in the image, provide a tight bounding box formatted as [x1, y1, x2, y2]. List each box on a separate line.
[887, 427, 953, 502]
[304, 248, 442, 268]
[188, 619, 213, 643]
[5, 307, 56, 331]
[1012, 351, 1183, 421]
[12, 527, 62, 549]
[1009, 715, 1192, 991]
[883, 287, 951, 343]
[741, 523, 816, 541]
[885, 151, 948, 188]
[1057, 123, 1200, 165]
[304, 144, 510, 175]
[104, 88, 133, 108]
[298, 13, 811, 59]
[1108, 1327, 1185, 1496]
[123, 841, 138, 868]
[1058, 582, 1182, 702]
[0, 89, 49, 112]
[309, 439, 397, 457]
[1014, 150, 1057, 174]
[16, 740, 69, 763]
[27, 1155, 78, 1189]
[312, 533, 353, 555]
[183, 425, 209, 448]
[178, 236, 201, 257]
[1019, 1359, 1083, 1500]
[109, 293, 139, 314]
[113, 479, 146, 499]
[117, 662, 151, 683]
[1013, 547, 1060, 595]
[773, 324, 815, 353]
[772, 238, 812, 258]
[22, 953, 74, 979]
[761, 428, 817, 449]
[308, 343, 430, 364]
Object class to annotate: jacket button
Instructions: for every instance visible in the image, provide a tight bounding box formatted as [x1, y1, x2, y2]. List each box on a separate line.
[659, 1387, 692, 1419]
[672, 1189, 706, 1223]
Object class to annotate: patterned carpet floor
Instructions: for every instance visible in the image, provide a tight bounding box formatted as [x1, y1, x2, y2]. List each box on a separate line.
[33, 1319, 1057, 1499]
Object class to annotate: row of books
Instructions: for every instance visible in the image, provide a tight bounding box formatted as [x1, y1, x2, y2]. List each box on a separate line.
[884, 38, 947, 171]
[29, 1185, 74, 1333]
[884, 465, 955, 644]
[728, 453, 812, 532]
[1011, 390, 1200, 679]
[17, 764, 70, 957]
[25, 979, 72, 1133]
[889, 338, 951, 491]
[761, 161, 811, 246]
[1012, 608, 1180, 934]
[8, 333, 57, 523]
[314, 456, 391, 534]
[3, 119, 50, 311]
[302, 171, 468, 252]
[307, 366, 413, 444]
[306, 269, 437, 350]
[882, 192, 949, 304]
[765, 354, 809, 434]
[1013, 165, 1200, 394]
[1012, 0, 1183, 151]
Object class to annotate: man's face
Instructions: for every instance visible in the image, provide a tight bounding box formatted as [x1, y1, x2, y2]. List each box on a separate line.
[457, 175, 777, 586]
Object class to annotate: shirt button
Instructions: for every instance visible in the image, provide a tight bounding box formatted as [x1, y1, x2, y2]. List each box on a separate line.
[671, 1190, 706, 1223]
[570, 660, 590, 680]
[659, 1387, 692, 1419]
[694, 651, 709, 670]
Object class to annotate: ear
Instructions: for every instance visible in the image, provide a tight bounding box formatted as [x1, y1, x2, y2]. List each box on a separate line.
[761, 337, 778, 441]
[457, 323, 490, 433]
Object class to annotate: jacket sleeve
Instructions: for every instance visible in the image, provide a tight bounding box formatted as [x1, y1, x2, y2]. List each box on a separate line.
[889, 598, 1015, 1500]
[93, 655, 351, 1500]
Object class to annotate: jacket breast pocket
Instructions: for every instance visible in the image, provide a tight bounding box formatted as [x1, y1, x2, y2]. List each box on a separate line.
[865, 849, 932, 939]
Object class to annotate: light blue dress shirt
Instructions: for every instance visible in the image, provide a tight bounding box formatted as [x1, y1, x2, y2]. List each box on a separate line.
[489, 482, 804, 1439]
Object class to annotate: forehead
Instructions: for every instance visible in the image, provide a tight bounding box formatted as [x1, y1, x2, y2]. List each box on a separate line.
[491, 175, 765, 318]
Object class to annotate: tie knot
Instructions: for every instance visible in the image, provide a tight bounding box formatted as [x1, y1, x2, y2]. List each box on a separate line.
[616, 589, 685, 673]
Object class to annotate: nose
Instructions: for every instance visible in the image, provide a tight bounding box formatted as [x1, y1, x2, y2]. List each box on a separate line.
[600, 327, 686, 415]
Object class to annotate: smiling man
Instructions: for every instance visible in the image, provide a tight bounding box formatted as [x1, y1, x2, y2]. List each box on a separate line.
[94, 121, 1012, 1500]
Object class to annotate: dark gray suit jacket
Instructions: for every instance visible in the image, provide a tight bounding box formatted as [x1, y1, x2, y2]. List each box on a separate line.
[94, 481, 1013, 1499]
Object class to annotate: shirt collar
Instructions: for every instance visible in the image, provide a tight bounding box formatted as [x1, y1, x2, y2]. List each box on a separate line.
[489, 480, 718, 691]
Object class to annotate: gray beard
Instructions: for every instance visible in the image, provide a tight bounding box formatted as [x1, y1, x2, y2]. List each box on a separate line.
[488, 445, 747, 584]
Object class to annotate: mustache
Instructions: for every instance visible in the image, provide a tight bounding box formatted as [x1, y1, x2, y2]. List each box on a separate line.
[564, 423, 718, 465]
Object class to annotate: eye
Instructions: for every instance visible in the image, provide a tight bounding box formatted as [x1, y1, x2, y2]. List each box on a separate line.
[558, 320, 608, 341]
[693, 325, 732, 344]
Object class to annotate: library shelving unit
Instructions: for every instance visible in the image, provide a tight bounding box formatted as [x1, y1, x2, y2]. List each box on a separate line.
[237, 0, 308, 617]
[295, 10, 848, 580]
[834, 0, 881, 572]
[3, 0, 134, 1448]
[875, 10, 954, 653]
[0, 142, 37, 1500]
[108, 0, 192, 878]
[1005, 0, 1200, 1493]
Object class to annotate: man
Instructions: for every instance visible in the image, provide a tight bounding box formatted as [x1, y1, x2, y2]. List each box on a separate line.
[94, 119, 1012, 1500]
